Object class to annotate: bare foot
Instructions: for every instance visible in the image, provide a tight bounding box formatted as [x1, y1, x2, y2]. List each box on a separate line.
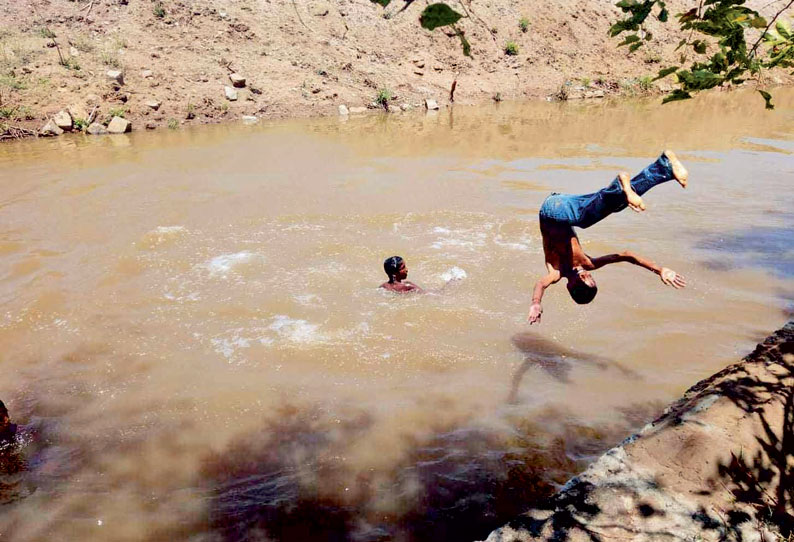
[618, 172, 646, 212]
[664, 150, 689, 188]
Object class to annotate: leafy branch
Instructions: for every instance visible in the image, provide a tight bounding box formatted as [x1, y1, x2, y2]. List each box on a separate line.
[610, 0, 794, 109]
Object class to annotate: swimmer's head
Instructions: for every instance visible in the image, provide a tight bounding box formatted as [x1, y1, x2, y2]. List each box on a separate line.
[384, 256, 407, 283]
[566, 268, 598, 304]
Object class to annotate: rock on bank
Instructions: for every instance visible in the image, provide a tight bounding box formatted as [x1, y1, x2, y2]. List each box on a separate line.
[484, 321, 794, 542]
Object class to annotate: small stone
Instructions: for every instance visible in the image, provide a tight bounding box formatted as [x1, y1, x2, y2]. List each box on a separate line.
[229, 73, 246, 88]
[53, 110, 73, 131]
[40, 119, 64, 136]
[86, 122, 107, 135]
[67, 104, 89, 122]
[348, 106, 367, 114]
[141, 69, 153, 79]
[425, 99, 439, 110]
[338, 104, 349, 116]
[69, 46, 80, 57]
[224, 86, 238, 101]
[241, 115, 258, 124]
[145, 122, 157, 130]
[145, 100, 162, 111]
[400, 104, 411, 111]
[106, 70, 124, 85]
[107, 116, 131, 134]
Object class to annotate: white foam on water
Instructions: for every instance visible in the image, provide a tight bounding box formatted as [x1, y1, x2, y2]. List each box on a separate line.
[154, 226, 186, 235]
[269, 315, 321, 343]
[493, 235, 530, 251]
[440, 266, 468, 282]
[202, 251, 258, 277]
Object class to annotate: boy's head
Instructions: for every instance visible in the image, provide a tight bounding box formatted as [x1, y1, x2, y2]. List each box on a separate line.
[383, 256, 407, 283]
[566, 269, 598, 304]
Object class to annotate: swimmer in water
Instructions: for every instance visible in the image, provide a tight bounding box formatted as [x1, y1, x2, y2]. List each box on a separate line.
[528, 150, 688, 325]
[380, 256, 424, 293]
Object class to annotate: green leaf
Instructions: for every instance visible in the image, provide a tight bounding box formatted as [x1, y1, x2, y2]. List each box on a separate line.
[456, 27, 471, 57]
[629, 41, 644, 52]
[675, 38, 687, 51]
[662, 89, 691, 104]
[419, 3, 463, 31]
[370, 0, 391, 6]
[758, 89, 774, 110]
[750, 16, 767, 29]
[693, 40, 707, 54]
[618, 34, 641, 46]
[776, 21, 791, 40]
[658, 7, 668, 22]
[653, 66, 679, 80]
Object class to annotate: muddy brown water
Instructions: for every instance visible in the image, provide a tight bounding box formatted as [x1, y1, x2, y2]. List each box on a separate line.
[0, 89, 793, 541]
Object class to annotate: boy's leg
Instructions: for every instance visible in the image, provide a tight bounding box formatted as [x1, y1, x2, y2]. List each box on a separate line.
[571, 151, 688, 228]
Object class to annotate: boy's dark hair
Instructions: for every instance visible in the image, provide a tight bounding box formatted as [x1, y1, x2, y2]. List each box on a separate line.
[383, 256, 404, 283]
[568, 281, 598, 304]
[0, 400, 7, 418]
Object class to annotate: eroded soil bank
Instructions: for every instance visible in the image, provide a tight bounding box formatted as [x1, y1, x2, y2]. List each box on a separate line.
[485, 321, 794, 542]
[1, 0, 792, 139]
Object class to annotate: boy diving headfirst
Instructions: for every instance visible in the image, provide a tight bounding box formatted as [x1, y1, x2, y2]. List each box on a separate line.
[528, 150, 688, 325]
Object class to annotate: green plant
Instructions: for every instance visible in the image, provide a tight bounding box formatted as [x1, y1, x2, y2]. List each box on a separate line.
[71, 35, 95, 53]
[106, 107, 126, 123]
[100, 50, 122, 68]
[375, 87, 393, 108]
[519, 17, 530, 33]
[0, 73, 25, 90]
[38, 27, 56, 39]
[0, 104, 33, 121]
[167, 118, 179, 130]
[153, 2, 166, 18]
[186, 102, 196, 119]
[61, 57, 80, 71]
[219, 102, 229, 112]
[504, 41, 519, 56]
[73, 117, 88, 131]
[638, 75, 653, 92]
[581, 76, 592, 88]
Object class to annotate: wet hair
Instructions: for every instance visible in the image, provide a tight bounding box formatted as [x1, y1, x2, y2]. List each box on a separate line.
[568, 280, 598, 305]
[383, 256, 404, 283]
[0, 400, 7, 420]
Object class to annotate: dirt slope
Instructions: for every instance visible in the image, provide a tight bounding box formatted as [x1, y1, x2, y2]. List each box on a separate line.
[1, 0, 790, 137]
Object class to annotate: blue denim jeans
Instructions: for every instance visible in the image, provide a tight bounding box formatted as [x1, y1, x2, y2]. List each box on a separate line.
[539, 153, 675, 229]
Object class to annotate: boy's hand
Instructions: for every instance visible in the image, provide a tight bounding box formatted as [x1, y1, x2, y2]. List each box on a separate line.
[528, 303, 543, 324]
[660, 267, 686, 289]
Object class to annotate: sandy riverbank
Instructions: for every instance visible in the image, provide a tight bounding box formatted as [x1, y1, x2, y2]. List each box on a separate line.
[484, 321, 794, 542]
[1, 0, 792, 140]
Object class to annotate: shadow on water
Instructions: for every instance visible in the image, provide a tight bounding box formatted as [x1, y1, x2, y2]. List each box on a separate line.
[193, 401, 665, 542]
[698, 225, 794, 279]
[508, 333, 640, 402]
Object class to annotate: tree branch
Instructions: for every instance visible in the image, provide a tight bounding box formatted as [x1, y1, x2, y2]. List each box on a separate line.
[749, 0, 794, 58]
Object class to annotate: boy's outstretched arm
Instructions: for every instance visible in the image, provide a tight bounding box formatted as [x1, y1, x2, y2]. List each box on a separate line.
[528, 267, 561, 324]
[588, 251, 686, 289]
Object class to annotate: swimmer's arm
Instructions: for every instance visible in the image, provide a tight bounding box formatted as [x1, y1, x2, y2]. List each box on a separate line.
[528, 267, 561, 325]
[589, 251, 686, 288]
[405, 281, 425, 293]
